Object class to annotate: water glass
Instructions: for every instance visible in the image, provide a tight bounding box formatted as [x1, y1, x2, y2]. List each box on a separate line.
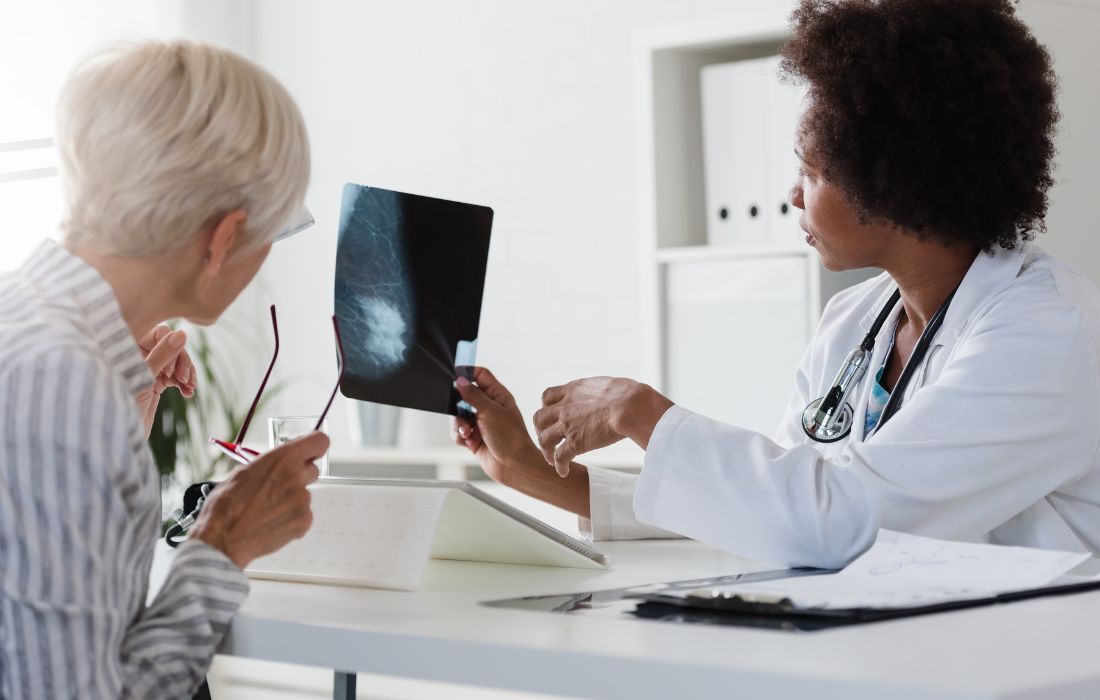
[269, 416, 330, 476]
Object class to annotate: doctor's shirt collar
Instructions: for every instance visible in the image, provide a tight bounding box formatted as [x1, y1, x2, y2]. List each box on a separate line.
[857, 242, 1031, 340]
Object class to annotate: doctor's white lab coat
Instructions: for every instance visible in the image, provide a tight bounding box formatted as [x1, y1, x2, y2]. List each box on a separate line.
[583, 243, 1100, 569]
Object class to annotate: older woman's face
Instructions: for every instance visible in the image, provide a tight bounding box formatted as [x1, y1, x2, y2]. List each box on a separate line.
[185, 240, 273, 326]
[789, 124, 896, 272]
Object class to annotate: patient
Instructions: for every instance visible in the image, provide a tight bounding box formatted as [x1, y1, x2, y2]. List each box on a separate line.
[0, 42, 325, 698]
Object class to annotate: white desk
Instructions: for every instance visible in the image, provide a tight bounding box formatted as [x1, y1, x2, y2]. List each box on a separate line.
[176, 538, 1100, 700]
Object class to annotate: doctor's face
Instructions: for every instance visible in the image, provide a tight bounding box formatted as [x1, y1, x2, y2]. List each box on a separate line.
[789, 130, 897, 272]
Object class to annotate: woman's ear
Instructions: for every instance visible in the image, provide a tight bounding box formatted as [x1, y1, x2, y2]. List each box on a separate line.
[203, 209, 248, 273]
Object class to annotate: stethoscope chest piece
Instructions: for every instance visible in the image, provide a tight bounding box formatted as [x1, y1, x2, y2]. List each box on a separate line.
[798, 284, 957, 445]
[802, 398, 855, 443]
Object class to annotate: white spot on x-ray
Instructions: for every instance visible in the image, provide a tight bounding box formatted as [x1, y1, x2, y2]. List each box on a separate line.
[360, 296, 409, 370]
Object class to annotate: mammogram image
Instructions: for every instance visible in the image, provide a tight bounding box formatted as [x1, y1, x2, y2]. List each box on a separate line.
[335, 184, 492, 416]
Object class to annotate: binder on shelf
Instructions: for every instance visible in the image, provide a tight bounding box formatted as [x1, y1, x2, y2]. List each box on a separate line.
[701, 58, 771, 246]
[700, 55, 806, 248]
[766, 68, 806, 247]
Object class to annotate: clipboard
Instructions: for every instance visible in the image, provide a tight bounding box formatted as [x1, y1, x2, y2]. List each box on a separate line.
[485, 552, 1100, 632]
[631, 573, 1100, 629]
[625, 530, 1100, 629]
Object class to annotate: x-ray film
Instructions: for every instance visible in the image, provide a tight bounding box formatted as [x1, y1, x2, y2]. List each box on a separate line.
[335, 184, 493, 416]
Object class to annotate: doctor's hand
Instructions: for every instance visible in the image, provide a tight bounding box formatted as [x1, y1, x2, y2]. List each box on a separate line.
[135, 324, 197, 438]
[451, 367, 544, 487]
[535, 377, 674, 477]
[189, 431, 328, 570]
[452, 368, 592, 519]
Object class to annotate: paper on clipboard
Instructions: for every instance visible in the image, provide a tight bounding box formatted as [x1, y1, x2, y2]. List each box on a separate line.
[688, 530, 1091, 611]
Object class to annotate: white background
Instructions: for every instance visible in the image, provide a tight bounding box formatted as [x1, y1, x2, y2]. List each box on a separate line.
[3, 2, 1099, 697]
[2, 0, 1099, 455]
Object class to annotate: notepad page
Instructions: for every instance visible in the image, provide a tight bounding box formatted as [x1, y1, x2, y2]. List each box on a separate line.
[246, 483, 448, 591]
[695, 529, 1091, 610]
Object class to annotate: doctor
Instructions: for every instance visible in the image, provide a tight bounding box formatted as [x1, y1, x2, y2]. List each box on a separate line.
[453, 0, 1100, 569]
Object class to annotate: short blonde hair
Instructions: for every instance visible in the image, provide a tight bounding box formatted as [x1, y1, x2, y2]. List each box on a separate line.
[57, 40, 310, 257]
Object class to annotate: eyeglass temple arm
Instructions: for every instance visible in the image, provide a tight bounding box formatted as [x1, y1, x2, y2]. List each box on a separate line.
[315, 315, 345, 431]
[233, 305, 280, 445]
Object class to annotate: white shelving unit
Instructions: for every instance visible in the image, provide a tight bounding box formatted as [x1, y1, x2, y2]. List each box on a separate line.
[633, 7, 877, 435]
[654, 244, 807, 264]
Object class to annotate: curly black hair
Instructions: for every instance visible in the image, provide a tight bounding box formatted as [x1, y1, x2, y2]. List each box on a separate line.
[780, 0, 1059, 251]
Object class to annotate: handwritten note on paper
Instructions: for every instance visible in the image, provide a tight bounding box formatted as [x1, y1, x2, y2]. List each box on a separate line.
[247, 483, 449, 591]
[694, 530, 1091, 611]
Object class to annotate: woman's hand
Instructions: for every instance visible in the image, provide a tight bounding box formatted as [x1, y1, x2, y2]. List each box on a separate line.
[135, 325, 197, 437]
[450, 367, 543, 487]
[190, 431, 327, 569]
[534, 377, 674, 476]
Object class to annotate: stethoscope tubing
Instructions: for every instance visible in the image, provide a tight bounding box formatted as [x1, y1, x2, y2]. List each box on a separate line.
[873, 287, 956, 431]
[803, 285, 957, 442]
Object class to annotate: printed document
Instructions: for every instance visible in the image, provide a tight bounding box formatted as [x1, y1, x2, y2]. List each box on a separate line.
[692, 530, 1092, 610]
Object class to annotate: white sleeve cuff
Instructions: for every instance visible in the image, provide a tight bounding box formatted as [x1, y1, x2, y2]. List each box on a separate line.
[634, 404, 693, 529]
[580, 464, 681, 541]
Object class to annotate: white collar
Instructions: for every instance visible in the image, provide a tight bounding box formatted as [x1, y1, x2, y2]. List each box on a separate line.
[856, 242, 1031, 340]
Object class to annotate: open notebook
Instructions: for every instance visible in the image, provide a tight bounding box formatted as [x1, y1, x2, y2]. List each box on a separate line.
[246, 478, 610, 591]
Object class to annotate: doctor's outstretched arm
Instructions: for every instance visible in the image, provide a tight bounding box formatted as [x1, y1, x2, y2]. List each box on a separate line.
[514, 291, 1100, 568]
[634, 295, 1098, 568]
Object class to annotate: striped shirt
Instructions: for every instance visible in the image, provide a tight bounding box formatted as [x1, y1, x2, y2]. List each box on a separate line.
[0, 241, 249, 699]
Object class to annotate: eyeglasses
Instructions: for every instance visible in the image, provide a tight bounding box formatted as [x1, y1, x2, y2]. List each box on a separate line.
[210, 304, 344, 464]
[274, 206, 315, 242]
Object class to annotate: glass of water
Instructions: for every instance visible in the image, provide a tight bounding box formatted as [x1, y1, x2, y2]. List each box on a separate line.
[269, 416, 330, 476]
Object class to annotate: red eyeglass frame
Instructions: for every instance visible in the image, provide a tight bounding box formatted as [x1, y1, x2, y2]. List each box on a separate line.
[210, 304, 345, 465]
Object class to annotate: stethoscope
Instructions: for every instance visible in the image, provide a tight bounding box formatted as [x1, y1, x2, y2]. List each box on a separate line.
[802, 286, 957, 443]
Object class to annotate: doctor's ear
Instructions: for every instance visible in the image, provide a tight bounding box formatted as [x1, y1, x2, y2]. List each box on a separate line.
[201, 209, 249, 273]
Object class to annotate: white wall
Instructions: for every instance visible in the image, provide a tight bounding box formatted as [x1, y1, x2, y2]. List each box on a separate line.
[1018, 1, 1100, 269]
[243, 0, 1100, 452]
[249, 0, 781, 450]
[0, 0, 188, 272]
[6, 0, 1096, 454]
[0, 1, 188, 141]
